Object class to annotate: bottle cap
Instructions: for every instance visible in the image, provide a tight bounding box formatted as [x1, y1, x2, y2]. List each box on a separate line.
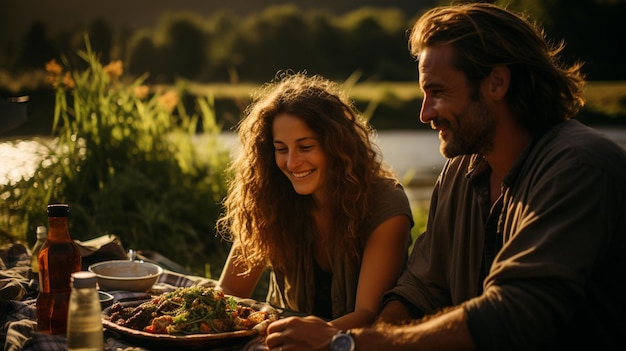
[36, 226, 47, 239]
[71, 271, 98, 288]
[47, 204, 69, 217]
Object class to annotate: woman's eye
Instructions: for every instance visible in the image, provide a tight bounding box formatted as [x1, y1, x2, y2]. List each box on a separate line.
[300, 145, 313, 151]
[275, 147, 287, 153]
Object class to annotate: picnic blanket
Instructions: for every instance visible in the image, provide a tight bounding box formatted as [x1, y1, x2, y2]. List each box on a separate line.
[0, 240, 266, 351]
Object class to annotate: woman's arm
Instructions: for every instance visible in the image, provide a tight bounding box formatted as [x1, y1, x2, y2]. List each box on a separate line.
[263, 214, 410, 347]
[216, 243, 265, 298]
[330, 214, 411, 330]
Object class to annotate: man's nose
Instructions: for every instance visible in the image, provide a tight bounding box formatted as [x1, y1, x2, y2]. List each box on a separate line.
[420, 95, 435, 124]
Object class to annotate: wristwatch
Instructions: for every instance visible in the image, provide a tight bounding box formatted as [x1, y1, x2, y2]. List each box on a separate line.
[330, 330, 355, 351]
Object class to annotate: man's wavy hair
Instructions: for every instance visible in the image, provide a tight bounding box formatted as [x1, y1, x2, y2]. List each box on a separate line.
[216, 72, 397, 273]
[409, 3, 586, 134]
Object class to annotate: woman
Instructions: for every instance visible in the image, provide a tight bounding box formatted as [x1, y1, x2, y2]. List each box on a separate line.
[216, 72, 413, 331]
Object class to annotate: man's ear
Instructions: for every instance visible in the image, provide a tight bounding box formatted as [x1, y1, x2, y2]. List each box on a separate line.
[486, 65, 510, 100]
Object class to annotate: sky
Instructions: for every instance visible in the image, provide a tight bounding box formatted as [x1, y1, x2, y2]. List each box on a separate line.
[0, 0, 435, 48]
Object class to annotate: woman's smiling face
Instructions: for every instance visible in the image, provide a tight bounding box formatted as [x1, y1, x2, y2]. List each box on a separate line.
[272, 113, 328, 203]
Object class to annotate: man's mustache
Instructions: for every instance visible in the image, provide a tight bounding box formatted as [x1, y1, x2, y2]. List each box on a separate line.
[430, 117, 449, 130]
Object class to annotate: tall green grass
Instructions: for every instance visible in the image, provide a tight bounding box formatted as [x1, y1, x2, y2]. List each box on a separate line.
[0, 39, 232, 277]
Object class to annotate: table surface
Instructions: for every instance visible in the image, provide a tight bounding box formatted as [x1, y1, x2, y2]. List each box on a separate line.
[0, 243, 270, 351]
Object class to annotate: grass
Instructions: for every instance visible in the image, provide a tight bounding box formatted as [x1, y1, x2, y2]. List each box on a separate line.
[584, 81, 626, 116]
[184, 80, 423, 100]
[4, 66, 625, 116]
[182, 79, 626, 132]
[186, 79, 623, 104]
[0, 45, 233, 277]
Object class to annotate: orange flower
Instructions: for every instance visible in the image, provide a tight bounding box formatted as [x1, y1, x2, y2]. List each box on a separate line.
[133, 85, 150, 100]
[45, 59, 63, 76]
[104, 60, 124, 80]
[45, 59, 64, 87]
[62, 71, 75, 89]
[157, 90, 179, 113]
[44, 74, 58, 88]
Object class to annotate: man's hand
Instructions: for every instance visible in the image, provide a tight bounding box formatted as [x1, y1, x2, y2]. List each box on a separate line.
[265, 315, 338, 351]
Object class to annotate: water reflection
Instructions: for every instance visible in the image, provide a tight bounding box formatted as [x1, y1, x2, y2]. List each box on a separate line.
[0, 138, 49, 184]
[2, 127, 624, 200]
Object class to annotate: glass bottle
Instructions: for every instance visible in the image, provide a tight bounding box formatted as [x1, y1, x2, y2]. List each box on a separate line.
[36, 203, 82, 335]
[29, 225, 48, 282]
[67, 271, 104, 351]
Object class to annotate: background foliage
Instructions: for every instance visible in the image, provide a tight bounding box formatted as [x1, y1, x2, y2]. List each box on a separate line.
[0, 41, 232, 277]
[0, 0, 625, 279]
[2, 0, 625, 137]
[2, 0, 625, 87]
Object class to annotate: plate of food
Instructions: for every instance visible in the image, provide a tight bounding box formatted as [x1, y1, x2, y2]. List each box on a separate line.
[102, 286, 280, 349]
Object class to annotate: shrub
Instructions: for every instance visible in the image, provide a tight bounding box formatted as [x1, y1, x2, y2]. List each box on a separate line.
[0, 38, 232, 277]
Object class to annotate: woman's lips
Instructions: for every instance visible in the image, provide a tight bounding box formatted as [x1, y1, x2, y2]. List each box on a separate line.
[292, 169, 314, 178]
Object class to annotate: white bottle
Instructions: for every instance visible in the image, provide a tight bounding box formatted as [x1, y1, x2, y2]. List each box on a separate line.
[67, 271, 104, 351]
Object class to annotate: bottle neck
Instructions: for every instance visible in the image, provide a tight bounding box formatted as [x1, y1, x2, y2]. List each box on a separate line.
[47, 216, 71, 241]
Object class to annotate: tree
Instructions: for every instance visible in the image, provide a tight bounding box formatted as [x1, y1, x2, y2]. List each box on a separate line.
[14, 22, 58, 71]
[238, 5, 315, 80]
[205, 10, 242, 81]
[156, 13, 208, 81]
[88, 18, 114, 64]
[339, 8, 411, 80]
[127, 31, 159, 80]
[498, 0, 626, 80]
[305, 10, 344, 77]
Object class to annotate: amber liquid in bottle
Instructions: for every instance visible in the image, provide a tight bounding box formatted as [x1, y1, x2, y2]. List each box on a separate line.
[36, 204, 82, 335]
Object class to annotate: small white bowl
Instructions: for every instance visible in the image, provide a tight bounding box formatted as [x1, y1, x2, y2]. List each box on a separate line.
[99, 290, 114, 308]
[88, 260, 163, 292]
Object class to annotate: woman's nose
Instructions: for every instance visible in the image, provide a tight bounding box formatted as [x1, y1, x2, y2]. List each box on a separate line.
[286, 151, 301, 169]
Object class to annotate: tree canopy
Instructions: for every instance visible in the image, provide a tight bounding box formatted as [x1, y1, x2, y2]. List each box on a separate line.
[1, 1, 624, 83]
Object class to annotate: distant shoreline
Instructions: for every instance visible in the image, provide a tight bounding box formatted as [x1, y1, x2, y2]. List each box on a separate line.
[3, 126, 625, 204]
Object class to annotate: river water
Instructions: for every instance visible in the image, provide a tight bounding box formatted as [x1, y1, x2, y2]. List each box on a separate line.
[2, 127, 625, 201]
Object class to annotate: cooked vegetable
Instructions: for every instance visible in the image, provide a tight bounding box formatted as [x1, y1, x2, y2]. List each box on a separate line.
[107, 286, 277, 335]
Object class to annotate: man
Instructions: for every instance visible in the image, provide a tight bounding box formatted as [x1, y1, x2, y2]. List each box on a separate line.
[264, 3, 626, 350]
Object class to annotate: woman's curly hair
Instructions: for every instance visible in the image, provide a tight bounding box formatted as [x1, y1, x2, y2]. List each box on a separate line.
[216, 72, 397, 273]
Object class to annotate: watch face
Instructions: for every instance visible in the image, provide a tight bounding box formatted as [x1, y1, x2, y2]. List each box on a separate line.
[331, 333, 355, 351]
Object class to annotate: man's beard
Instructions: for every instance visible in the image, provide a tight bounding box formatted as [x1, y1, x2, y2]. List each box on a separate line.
[438, 98, 495, 158]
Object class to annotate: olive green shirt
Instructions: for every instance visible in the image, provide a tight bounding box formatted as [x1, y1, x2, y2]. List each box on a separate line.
[267, 179, 413, 319]
[386, 120, 626, 350]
